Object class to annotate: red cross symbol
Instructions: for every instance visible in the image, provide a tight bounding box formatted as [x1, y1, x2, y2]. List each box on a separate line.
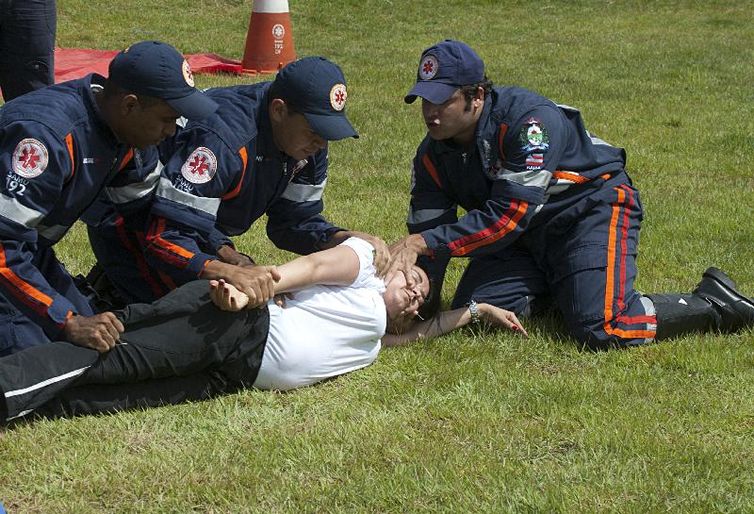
[334, 90, 345, 106]
[422, 60, 434, 74]
[188, 154, 209, 175]
[20, 146, 40, 169]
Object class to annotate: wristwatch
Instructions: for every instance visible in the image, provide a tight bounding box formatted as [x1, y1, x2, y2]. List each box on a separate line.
[468, 299, 481, 324]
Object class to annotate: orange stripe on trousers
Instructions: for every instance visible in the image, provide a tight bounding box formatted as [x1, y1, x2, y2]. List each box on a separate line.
[603, 187, 656, 339]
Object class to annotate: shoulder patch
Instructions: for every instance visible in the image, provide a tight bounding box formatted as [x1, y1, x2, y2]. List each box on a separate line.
[519, 117, 550, 152]
[12, 138, 49, 179]
[181, 147, 217, 184]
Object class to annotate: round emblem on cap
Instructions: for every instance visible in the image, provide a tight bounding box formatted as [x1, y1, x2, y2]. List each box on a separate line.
[330, 84, 347, 112]
[12, 138, 49, 179]
[272, 24, 285, 39]
[419, 54, 439, 80]
[181, 147, 217, 184]
[182, 59, 195, 87]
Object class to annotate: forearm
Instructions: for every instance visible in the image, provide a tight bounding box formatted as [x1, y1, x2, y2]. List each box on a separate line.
[421, 198, 535, 259]
[382, 307, 471, 347]
[0, 241, 77, 338]
[383, 303, 527, 346]
[319, 229, 373, 250]
[266, 208, 342, 254]
[145, 217, 215, 281]
[199, 259, 234, 281]
[319, 229, 349, 249]
[274, 245, 359, 293]
[216, 245, 255, 267]
[209, 245, 360, 310]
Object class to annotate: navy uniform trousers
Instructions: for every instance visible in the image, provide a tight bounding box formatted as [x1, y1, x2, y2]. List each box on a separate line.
[0, 0, 56, 101]
[451, 173, 657, 350]
[0, 280, 269, 423]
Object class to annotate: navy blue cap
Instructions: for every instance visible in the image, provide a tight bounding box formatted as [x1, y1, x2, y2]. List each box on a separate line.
[108, 40, 218, 120]
[272, 56, 358, 140]
[404, 40, 485, 104]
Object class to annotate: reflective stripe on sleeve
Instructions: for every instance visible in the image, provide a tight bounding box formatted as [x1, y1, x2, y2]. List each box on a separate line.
[106, 161, 162, 204]
[280, 178, 327, 202]
[0, 195, 46, 228]
[156, 177, 221, 216]
[407, 207, 455, 226]
[499, 168, 552, 189]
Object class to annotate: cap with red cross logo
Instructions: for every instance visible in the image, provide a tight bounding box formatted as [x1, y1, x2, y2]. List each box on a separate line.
[271, 56, 358, 141]
[405, 40, 485, 105]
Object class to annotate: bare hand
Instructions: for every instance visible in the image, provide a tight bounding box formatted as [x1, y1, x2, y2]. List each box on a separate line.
[216, 245, 255, 267]
[348, 232, 390, 277]
[273, 292, 294, 308]
[226, 265, 281, 308]
[387, 234, 428, 287]
[209, 279, 250, 311]
[63, 312, 125, 352]
[478, 303, 528, 337]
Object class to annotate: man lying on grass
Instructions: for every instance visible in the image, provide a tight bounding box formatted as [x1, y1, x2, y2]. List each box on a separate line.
[0, 237, 525, 424]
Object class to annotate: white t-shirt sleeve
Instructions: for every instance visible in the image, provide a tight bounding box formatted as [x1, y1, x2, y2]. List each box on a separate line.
[340, 237, 385, 292]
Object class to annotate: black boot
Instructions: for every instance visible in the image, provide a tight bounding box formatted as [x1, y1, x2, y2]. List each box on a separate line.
[648, 293, 719, 340]
[692, 267, 754, 332]
[648, 267, 754, 340]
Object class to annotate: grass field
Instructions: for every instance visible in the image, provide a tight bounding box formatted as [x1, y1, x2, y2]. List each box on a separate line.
[1, 0, 754, 512]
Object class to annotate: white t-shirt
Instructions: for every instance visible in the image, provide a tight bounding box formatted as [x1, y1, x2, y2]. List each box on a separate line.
[253, 238, 386, 390]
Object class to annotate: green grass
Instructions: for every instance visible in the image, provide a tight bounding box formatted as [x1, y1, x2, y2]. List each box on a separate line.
[2, 0, 754, 512]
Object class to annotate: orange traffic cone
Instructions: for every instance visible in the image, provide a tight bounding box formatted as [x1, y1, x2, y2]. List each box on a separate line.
[241, 0, 296, 74]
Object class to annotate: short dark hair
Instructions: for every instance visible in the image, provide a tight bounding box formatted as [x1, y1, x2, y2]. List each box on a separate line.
[417, 273, 440, 321]
[102, 78, 162, 108]
[268, 78, 299, 112]
[268, 81, 307, 121]
[460, 76, 493, 111]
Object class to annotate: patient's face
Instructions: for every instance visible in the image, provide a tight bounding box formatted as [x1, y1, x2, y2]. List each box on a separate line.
[383, 266, 430, 322]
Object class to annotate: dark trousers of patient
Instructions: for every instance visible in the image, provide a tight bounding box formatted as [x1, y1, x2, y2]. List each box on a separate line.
[0, 281, 269, 424]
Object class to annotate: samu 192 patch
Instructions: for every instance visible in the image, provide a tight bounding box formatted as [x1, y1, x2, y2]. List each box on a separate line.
[180, 147, 217, 184]
[519, 118, 550, 152]
[12, 138, 49, 179]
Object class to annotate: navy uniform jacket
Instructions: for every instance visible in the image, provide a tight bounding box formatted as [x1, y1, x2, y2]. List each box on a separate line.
[408, 86, 627, 260]
[0, 75, 158, 337]
[145, 83, 342, 284]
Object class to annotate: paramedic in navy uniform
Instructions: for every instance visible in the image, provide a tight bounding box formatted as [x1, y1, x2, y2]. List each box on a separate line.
[0, 41, 217, 355]
[388, 40, 754, 349]
[86, 56, 390, 307]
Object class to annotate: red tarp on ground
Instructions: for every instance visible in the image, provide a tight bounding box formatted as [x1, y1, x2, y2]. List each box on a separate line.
[54, 48, 244, 83]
